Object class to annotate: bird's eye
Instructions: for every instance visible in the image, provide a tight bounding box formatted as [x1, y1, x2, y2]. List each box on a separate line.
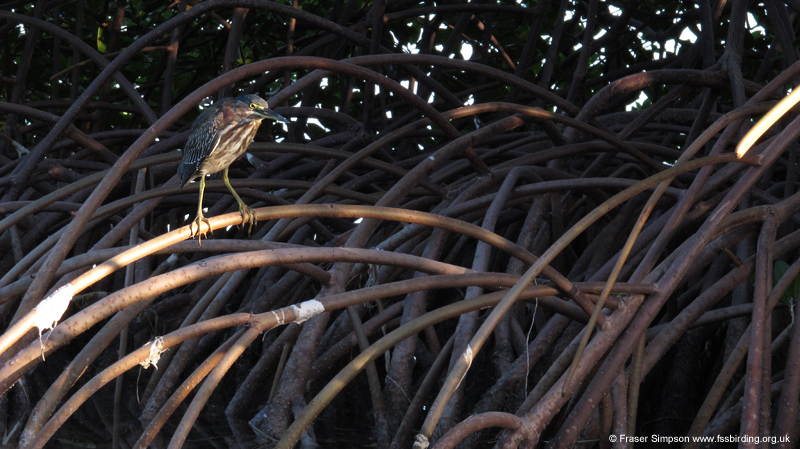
[249, 103, 256, 110]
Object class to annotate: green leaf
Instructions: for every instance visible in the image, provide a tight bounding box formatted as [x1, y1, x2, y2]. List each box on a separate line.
[774, 260, 790, 286]
[774, 260, 800, 307]
[96, 27, 107, 53]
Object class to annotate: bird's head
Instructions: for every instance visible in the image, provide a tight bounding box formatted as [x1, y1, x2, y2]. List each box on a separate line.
[236, 94, 290, 124]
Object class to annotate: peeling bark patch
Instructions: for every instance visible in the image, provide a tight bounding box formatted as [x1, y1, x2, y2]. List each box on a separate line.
[291, 300, 325, 323]
[33, 283, 76, 358]
[140, 337, 166, 370]
[462, 345, 474, 366]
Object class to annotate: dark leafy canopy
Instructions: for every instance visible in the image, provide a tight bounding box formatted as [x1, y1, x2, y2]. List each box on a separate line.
[3, 0, 784, 147]
[1, 1, 800, 449]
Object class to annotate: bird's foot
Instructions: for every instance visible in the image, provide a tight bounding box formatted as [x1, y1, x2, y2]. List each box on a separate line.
[238, 203, 257, 234]
[189, 214, 212, 243]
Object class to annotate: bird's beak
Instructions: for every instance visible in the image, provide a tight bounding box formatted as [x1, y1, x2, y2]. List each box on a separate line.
[258, 109, 290, 123]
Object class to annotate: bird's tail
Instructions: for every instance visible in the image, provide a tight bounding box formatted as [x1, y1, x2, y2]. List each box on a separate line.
[178, 163, 196, 190]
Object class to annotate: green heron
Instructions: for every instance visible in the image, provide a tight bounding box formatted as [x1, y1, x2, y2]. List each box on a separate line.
[179, 94, 289, 238]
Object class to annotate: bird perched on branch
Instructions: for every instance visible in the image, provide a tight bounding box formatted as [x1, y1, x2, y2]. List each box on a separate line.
[178, 94, 289, 239]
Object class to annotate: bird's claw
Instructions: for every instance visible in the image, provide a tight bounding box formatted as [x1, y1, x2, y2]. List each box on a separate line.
[239, 204, 257, 234]
[189, 215, 212, 244]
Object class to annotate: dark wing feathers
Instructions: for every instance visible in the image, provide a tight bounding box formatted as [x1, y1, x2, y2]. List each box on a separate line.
[179, 108, 224, 187]
[183, 108, 224, 166]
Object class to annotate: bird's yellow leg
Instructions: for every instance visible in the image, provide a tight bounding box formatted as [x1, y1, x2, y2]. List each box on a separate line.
[190, 175, 212, 241]
[223, 168, 257, 234]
